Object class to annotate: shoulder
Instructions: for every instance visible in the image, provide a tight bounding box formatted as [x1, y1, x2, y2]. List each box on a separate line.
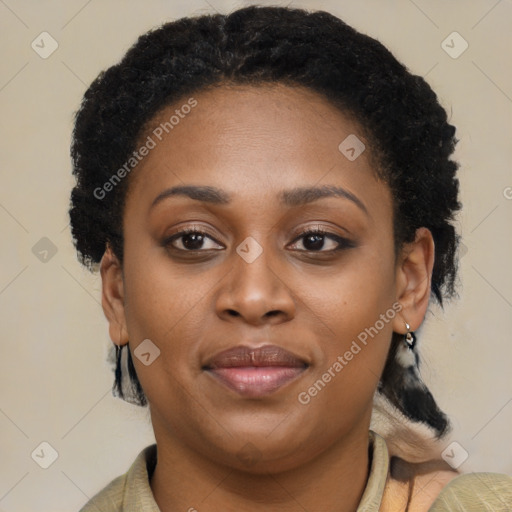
[78, 444, 157, 512]
[381, 456, 460, 511]
[78, 472, 127, 512]
[384, 458, 512, 512]
[428, 472, 512, 511]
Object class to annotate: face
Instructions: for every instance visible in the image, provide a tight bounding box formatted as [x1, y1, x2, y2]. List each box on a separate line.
[101, 83, 431, 473]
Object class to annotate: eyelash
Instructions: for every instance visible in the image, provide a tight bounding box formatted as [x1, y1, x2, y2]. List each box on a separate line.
[163, 226, 354, 254]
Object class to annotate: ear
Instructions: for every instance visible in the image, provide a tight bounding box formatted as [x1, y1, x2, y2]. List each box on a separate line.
[392, 227, 435, 334]
[100, 244, 129, 347]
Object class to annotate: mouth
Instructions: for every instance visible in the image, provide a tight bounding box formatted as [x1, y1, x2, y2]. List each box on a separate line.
[203, 345, 309, 398]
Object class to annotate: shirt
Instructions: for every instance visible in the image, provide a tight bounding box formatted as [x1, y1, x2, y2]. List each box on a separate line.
[79, 431, 512, 511]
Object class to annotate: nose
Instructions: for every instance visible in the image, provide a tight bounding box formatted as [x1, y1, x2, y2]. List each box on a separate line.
[214, 241, 296, 326]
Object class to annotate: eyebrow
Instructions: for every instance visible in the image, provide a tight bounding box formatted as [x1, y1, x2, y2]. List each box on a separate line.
[150, 184, 368, 214]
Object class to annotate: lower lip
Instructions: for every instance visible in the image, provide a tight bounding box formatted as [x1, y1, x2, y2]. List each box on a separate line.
[206, 366, 306, 398]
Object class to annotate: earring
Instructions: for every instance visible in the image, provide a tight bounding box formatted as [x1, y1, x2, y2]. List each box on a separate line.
[379, 322, 451, 436]
[404, 322, 416, 350]
[112, 344, 125, 399]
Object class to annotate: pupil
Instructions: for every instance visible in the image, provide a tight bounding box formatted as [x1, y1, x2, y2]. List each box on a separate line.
[184, 233, 204, 250]
[305, 234, 324, 250]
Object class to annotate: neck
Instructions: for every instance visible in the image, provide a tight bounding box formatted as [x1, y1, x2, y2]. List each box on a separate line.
[150, 427, 371, 512]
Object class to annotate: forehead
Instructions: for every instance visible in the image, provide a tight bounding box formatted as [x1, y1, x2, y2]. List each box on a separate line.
[141, 82, 365, 154]
[124, 83, 387, 213]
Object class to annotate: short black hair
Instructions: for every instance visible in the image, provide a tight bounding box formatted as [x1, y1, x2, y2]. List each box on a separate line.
[69, 6, 461, 435]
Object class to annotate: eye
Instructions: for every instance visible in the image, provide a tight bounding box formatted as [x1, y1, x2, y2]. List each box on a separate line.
[163, 228, 224, 252]
[163, 226, 354, 254]
[288, 226, 354, 252]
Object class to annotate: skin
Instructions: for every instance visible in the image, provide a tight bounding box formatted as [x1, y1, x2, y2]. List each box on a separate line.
[100, 83, 442, 511]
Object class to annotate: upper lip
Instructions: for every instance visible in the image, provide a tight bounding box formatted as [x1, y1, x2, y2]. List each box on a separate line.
[203, 344, 308, 369]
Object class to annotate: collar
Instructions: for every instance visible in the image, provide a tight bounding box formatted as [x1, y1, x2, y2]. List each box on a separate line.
[122, 430, 389, 511]
[357, 430, 390, 511]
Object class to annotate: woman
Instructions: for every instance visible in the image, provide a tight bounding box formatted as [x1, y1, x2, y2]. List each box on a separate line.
[69, 5, 512, 511]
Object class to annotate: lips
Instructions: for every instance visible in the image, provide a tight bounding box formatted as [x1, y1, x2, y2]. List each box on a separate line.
[203, 345, 308, 398]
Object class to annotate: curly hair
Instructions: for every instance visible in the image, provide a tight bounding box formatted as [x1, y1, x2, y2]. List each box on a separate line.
[69, 6, 461, 435]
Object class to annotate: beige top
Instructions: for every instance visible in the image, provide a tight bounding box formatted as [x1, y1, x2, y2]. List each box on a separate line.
[79, 431, 512, 511]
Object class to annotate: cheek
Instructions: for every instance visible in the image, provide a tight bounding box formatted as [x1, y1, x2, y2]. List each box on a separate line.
[123, 240, 196, 333]
[121, 247, 219, 375]
[120, 258, 201, 410]
[294, 289, 395, 443]
[294, 249, 396, 398]
[301, 247, 397, 336]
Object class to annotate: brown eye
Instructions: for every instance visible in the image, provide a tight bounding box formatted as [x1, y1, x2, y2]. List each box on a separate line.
[288, 228, 354, 252]
[164, 229, 223, 252]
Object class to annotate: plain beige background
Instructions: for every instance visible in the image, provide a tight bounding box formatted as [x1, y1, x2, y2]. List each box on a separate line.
[0, 0, 511, 510]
